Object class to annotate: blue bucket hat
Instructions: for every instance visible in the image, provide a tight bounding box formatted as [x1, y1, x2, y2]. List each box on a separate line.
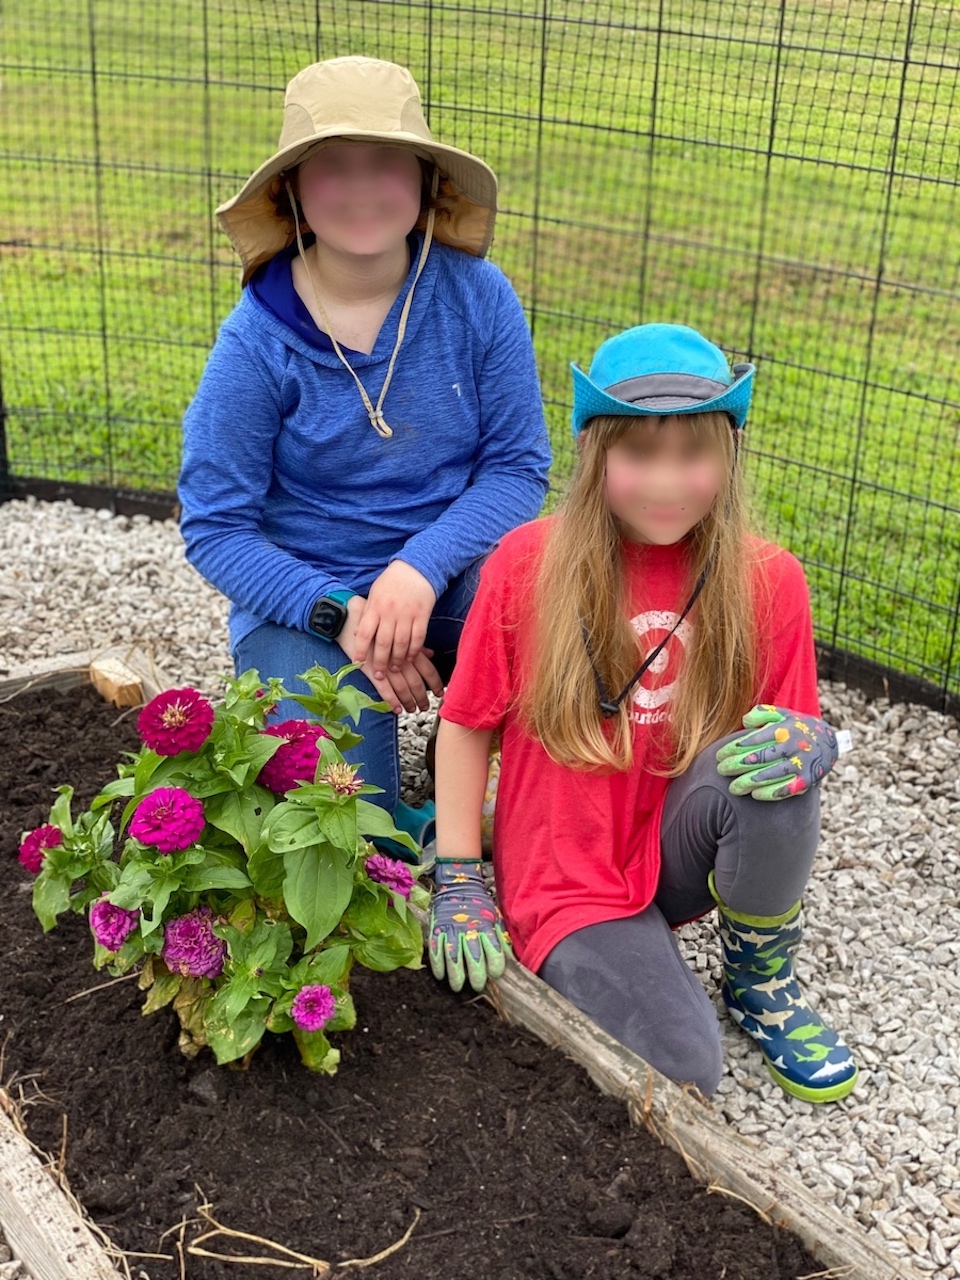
[571, 323, 755, 437]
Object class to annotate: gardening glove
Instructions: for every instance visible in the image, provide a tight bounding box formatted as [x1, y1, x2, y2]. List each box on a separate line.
[428, 860, 512, 993]
[716, 704, 839, 801]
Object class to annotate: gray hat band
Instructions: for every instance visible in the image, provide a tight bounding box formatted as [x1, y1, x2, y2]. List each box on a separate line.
[604, 372, 731, 408]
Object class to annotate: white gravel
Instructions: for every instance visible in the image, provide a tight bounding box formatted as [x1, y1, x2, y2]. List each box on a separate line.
[0, 1230, 27, 1278]
[1, 496, 959, 1279]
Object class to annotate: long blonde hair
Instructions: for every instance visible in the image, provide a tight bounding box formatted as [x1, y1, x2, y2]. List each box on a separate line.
[519, 411, 759, 776]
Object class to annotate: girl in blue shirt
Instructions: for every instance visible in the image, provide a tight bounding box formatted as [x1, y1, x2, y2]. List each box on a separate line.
[179, 57, 551, 838]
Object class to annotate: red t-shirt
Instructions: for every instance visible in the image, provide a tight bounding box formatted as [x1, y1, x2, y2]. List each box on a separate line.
[440, 518, 821, 974]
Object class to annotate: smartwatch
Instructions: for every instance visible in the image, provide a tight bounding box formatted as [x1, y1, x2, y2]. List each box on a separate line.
[308, 590, 355, 639]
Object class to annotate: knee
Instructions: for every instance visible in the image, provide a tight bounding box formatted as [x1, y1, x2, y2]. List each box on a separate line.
[654, 1017, 723, 1099]
[725, 775, 821, 837]
[621, 1004, 724, 1099]
[679, 1025, 724, 1099]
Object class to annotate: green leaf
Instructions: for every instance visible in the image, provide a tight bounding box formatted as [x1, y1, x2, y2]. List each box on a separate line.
[48, 786, 75, 838]
[409, 883, 432, 912]
[326, 990, 357, 1033]
[246, 841, 286, 899]
[216, 918, 294, 992]
[203, 786, 275, 853]
[141, 969, 182, 1013]
[283, 844, 354, 950]
[133, 749, 164, 793]
[228, 897, 259, 932]
[262, 804, 323, 852]
[353, 911, 424, 972]
[181, 850, 252, 893]
[315, 800, 357, 854]
[205, 994, 270, 1065]
[322, 722, 364, 751]
[32, 870, 72, 932]
[341, 884, 392, 938]
[208, 972, 260, 1025]
[334, 682, 388, 723]
[90, 774, 136, 811]
[287, 944, 353, 989]
[213, 731, 284, 789]
[101, 932, 146, 977]
[141, 876, 179, 932]
[354, 799, 419, 856]
[88, 859, 124, 896]
[109, 864, 155, 911]
[292, 1026, 340, 1074]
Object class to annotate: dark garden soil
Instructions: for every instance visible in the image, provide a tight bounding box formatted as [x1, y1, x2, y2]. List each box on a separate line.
[0, 683, 823, 1280]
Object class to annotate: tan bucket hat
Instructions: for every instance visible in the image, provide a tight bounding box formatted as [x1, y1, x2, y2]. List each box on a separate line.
[217, 56, 499, 285]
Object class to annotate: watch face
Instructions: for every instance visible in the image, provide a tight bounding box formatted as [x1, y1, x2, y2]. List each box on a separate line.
[311, 599, 346, 638]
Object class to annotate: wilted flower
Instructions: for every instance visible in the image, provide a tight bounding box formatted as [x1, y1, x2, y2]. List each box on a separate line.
[89, 895, 140, 951]
[129, 787, 205, 852]
[161, 905, 226, 978]
[18, 824, 63, 874]
[291, 984, 337, 1032]
[318, 761, 364, 796]
[365, 853, 415, 899]
[137, 687, 214, 756]
[258, 720, 330, 794]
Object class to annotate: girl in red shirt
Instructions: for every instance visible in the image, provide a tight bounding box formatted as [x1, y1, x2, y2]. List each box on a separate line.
[426, 323, 857, 1104]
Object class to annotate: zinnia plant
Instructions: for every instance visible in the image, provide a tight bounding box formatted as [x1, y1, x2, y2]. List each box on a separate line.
[20, 666, 430, 1074]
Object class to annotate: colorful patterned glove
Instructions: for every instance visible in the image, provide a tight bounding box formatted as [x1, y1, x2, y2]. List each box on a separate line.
[716, 704, 839, 801]
[428, 860, 512, 993]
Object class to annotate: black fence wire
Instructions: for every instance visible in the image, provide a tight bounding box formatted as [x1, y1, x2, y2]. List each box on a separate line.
[1, 1, 958, 709]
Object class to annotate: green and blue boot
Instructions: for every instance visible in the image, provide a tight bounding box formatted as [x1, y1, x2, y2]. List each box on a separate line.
[709, 872, 858, 1103]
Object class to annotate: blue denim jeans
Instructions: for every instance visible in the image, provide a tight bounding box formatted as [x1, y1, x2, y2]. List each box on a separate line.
[233, 561, 483, 816]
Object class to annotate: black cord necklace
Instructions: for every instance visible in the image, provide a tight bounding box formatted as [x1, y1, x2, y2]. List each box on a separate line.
[581, 560, 712, 718]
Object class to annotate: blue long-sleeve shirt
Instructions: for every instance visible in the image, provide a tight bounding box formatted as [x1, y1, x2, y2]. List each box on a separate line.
[178, 234, 552, 650]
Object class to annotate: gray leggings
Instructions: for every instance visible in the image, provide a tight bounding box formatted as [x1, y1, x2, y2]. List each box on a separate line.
[538, 732, 821, 1096]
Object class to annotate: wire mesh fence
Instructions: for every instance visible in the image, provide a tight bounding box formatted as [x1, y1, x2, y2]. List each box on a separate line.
[2, 1, 958, 704]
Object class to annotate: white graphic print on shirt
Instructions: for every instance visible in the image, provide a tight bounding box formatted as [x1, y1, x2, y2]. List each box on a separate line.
[628, 610, 694, 724]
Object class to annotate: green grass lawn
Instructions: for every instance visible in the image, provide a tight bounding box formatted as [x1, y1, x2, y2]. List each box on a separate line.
[2, 0, 958, 692]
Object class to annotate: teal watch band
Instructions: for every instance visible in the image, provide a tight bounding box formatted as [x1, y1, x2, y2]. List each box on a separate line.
[328, 589, 356, 606]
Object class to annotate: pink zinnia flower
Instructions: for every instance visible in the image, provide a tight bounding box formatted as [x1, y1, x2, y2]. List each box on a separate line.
[291, 984, 337, 1033]
[18, 824, 62, 874]
[129, 787, 205, 852]
[161, 906, 226, 979]
[258, 720, 330, 794]
[137, 688, 214, 756]
[365, 853, 415, 899]
[89, 895, 140, 951]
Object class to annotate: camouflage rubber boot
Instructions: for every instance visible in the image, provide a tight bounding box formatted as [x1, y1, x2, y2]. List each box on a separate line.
[709, 871, 858, 1103]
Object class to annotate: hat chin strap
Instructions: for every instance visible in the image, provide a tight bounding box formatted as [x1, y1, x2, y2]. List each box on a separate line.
[286, 172, 438, 439]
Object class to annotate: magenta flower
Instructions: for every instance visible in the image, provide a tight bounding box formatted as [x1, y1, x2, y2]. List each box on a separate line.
[18, 824, 63, 874]
[89, 895, 140, 951]
[258, 720, 330, 794]
[366, 853, 415, 899]
[291, 984, 337, 1032]
[129, 787, 205, 852]
[161, 906, 226, 979]
[137, 687, 214, 756]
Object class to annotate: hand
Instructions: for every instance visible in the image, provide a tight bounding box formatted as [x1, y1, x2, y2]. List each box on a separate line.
[716, 704, 839, 801]
[353, 560, 438, 678]
[340, 596, 442, 713]
[428, 860, 512, 993]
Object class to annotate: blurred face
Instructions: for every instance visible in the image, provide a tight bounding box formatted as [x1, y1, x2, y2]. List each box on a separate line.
[296, 143, 423, 256]
[604, 416, 730, 545]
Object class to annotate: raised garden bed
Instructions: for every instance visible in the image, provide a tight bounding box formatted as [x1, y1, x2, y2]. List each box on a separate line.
[0, 665, 921, 1280]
